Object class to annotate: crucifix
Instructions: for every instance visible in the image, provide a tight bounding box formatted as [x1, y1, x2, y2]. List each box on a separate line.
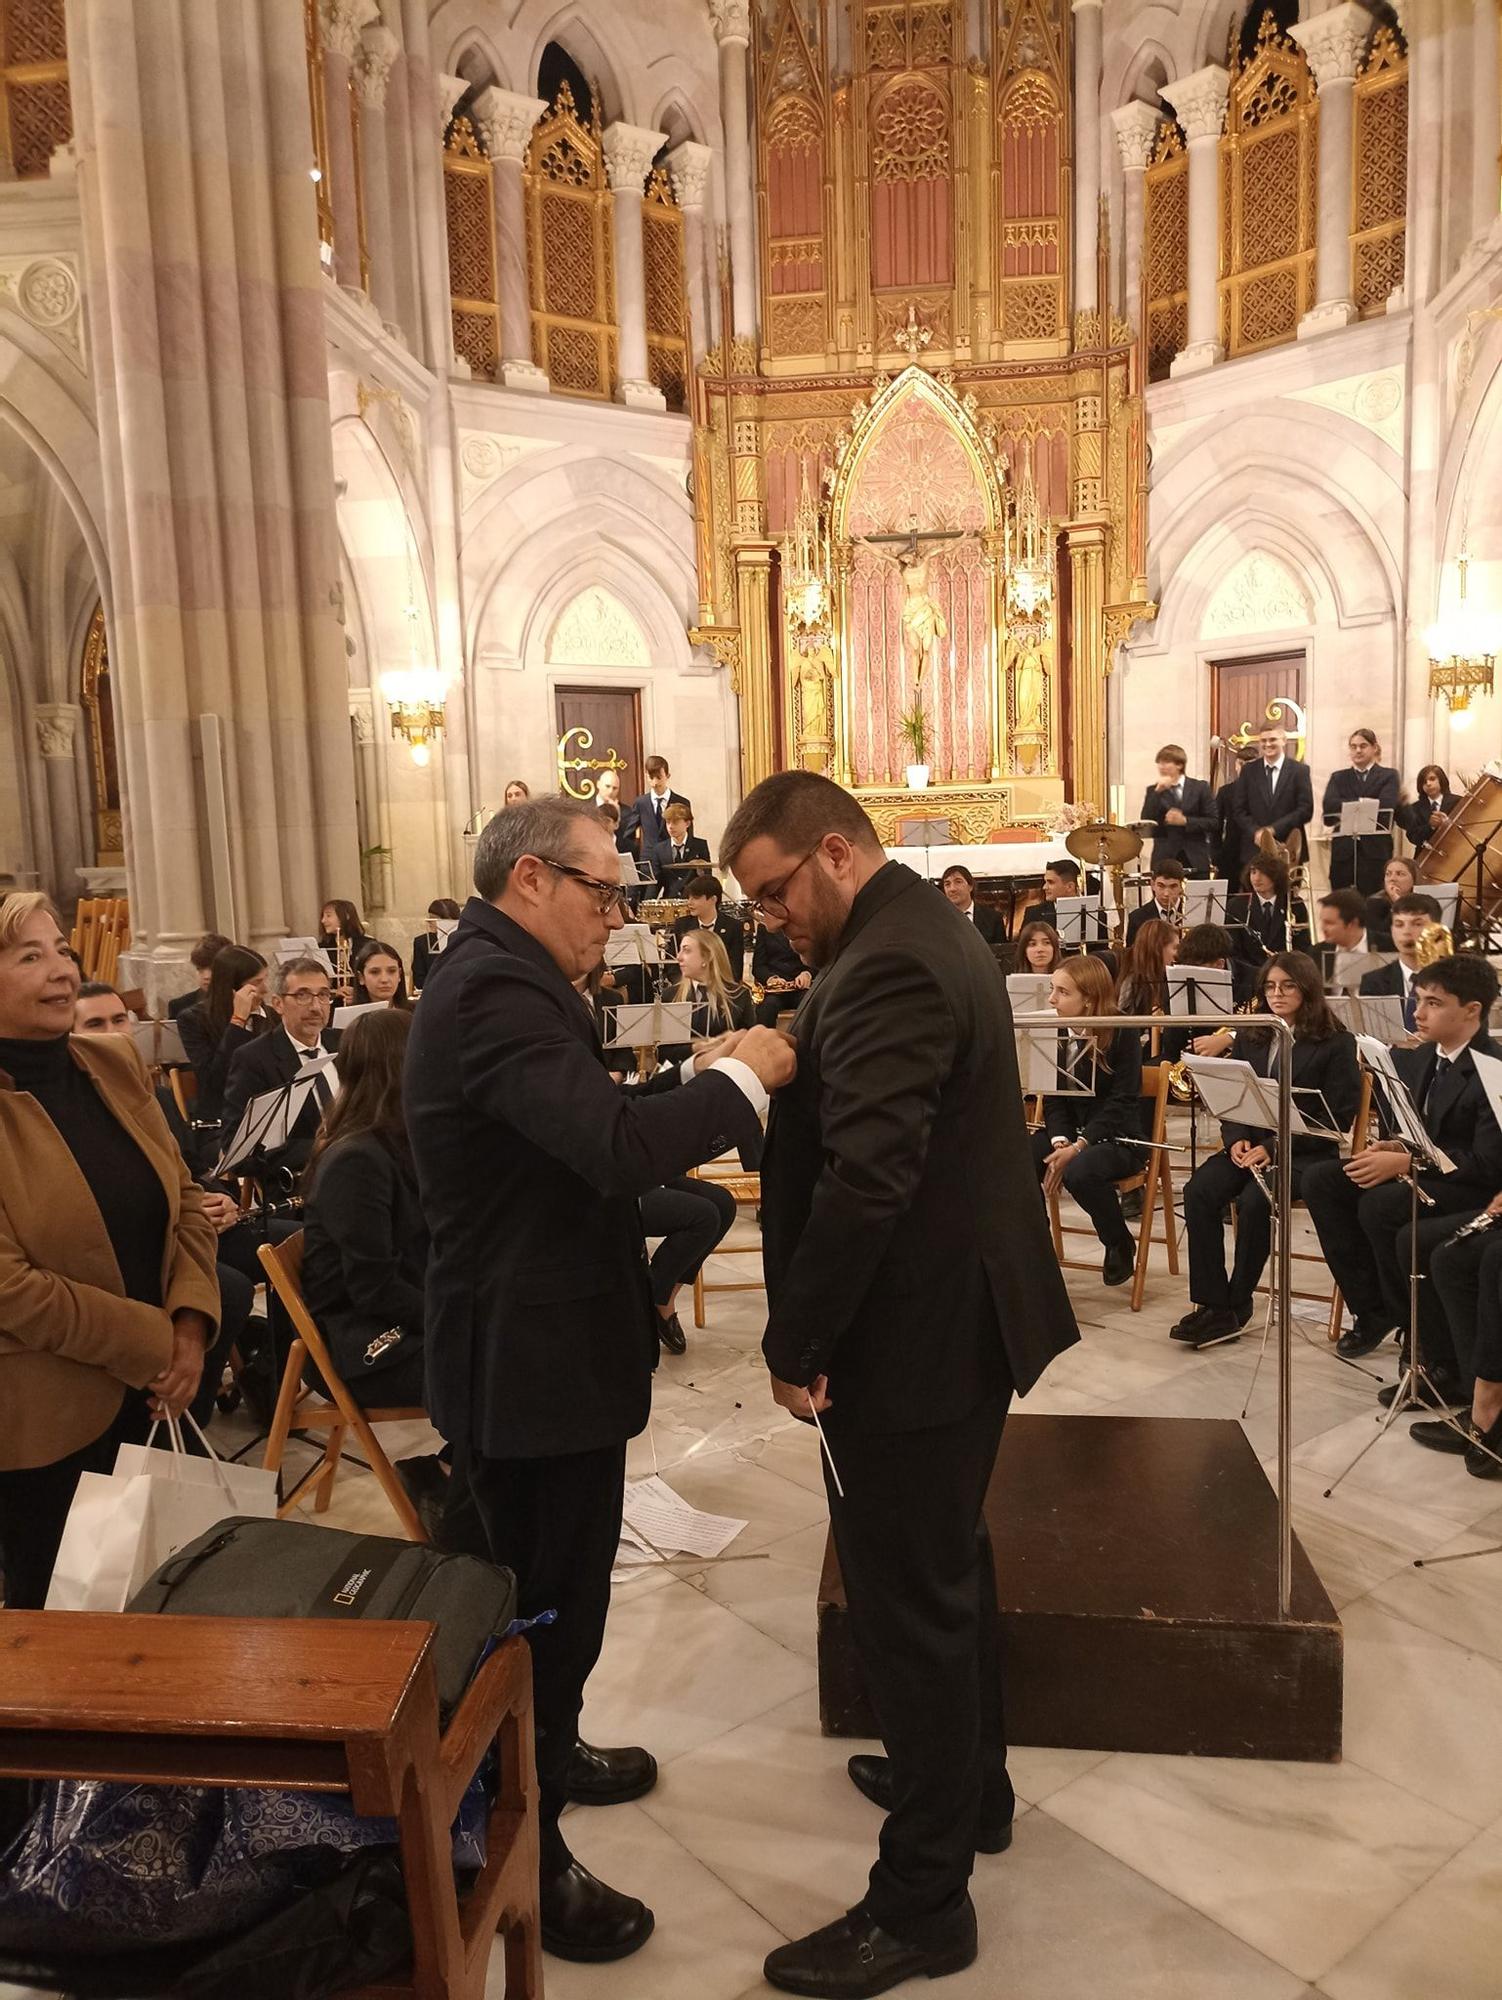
[858, 514, 968, 687]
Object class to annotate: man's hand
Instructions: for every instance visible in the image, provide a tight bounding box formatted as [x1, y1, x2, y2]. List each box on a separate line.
[771, 1372, 831, 1421]
[1230, 1140, 1271, 1171]
[148, 1310, 210, 1421]
[1485, 1191, 1502, 1218]
[693, 1029, 745, 1069]
[1165, 807, 1187, 826]
[1042, 1139, 1082, 1196]
[729, 1026, 797, 1092]
[200, 1190, 240, 1234]
[1345, 1147, 1412, 1187]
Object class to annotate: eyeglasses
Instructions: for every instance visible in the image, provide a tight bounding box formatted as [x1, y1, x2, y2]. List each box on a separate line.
[540, 859, 630, 915]
[751, 844, 822, 919]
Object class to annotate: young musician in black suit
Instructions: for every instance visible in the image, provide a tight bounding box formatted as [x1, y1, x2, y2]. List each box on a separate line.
[219, 956, 341, 1178]
[1418, 1192, 1502, 1468]
[1358, 894, 1442, 1031]
[1362, 856, 1419, 950]
[645, 800, 711, 890]
[672, 873, 746, 981]
[1322, 728, 1400, 895]
[1399, 764, 1461, 858]
[1029, 856, 1083, 933]
[750, 919, 811, 1025]
[722, 773, 1078, 1998]
[1213, 744, 1257, 887]
[1302, 952, 1502, 1360]
[404, 797, 788, 1963]
[168, 932, 231, 1021]
[1173, 953, 1360, 1350]
[1140, 743, 1215, 875]
[411, 898, 461, 992]
[620, 754, 691, 859]
[940, 863, 1005, 943]
[1033, 952, 1148, 1285]
[1233, 724, 1314, 861]
[1125, 859, 1187, 943]
[1226, 854, 1311, 965]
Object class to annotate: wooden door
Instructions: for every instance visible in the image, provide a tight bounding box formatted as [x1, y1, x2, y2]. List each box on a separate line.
[1211, 653, 1305, 754]
[554, 686, 642, 800]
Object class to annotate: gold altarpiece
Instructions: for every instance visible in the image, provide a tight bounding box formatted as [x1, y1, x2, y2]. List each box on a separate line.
[689, 0, 1152, 840]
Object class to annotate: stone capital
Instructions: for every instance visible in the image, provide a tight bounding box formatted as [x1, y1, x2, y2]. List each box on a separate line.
[354, 23, 399, 108]
[1290, 3, 1369, 89]
[602, 120, 666, 195]
[1161, 64, 1230, 143]
[665, 139, 713, 209]
[472, 85, 547, 164]
[33, 702, 79, 759]
[436, 71, 469, 132]
[1111, 99, 1161, 173]
[709, 0, 752, 48]
[318, 0, 378, 63]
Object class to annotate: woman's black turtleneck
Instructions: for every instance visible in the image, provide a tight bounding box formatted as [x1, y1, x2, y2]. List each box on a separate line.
[0, 1033, 168, 1306]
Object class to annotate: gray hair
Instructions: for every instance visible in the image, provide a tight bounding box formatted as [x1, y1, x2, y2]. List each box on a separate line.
[271, 954, 331, 996]
[474, 795, 602, 900]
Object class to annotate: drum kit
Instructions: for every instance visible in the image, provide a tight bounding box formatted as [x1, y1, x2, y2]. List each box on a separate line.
[1064, 820, 1142, 947]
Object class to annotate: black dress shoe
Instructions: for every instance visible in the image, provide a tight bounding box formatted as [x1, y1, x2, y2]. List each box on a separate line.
[657, 1311, 687, 1355]
[1102, 1240, 1134, 1287]
[1409, 1417, 1477, 1455]
[846, 1754, 1013, 1854]
[1378, 1375, 1464, 1412]
[540, 1859, 654, 1962]
[1192, 1307, 1242, 1351]
[1336, 1319, 1396, 1359]
[1171, 1305, 1216, 1343]
[565, 1739, 658, 1806]
[764, 1902, 977, 1998]
[1466, 1412, 1502, 1478]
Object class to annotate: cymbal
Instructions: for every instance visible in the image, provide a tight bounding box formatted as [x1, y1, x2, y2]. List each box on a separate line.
[1065, 821, 1142, 867]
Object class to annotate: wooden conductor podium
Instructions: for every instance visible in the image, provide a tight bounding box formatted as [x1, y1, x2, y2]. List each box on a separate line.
[817, 1414, 1343, 1763]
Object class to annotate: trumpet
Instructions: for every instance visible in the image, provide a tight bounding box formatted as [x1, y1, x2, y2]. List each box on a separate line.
[335, 934, 352, 997]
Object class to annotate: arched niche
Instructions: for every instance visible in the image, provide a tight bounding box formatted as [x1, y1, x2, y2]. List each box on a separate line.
[546, 586, 652, 668]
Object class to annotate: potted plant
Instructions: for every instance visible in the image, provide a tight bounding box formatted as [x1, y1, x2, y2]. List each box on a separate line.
[898, 705, 930, 790]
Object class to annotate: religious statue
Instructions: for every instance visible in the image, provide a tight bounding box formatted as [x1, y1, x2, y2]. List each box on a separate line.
[795, 643, 835, 774]
[897, 550, 948, 688]
[1010, 643, 1047, 776]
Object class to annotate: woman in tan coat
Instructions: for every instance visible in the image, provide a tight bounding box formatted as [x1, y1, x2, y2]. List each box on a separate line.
[0, 893, 220, 1607]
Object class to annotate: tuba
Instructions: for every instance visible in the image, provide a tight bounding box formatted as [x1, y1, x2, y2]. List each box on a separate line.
[1414, 921, 1453, 966]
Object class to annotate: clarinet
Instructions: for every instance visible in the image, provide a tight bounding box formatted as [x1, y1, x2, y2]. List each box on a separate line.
[1440, 1209, 1502, 1250]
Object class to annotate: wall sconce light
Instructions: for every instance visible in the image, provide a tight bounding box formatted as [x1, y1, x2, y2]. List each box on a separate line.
[1426, 552, 1499, 731]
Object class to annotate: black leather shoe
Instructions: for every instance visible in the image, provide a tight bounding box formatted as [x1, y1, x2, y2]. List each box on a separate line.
[847, 1754, 1013, 1854]
[1466, 1412, 1502, 1478]
[1409, 1417, 1477, 1456]
[657, 1312, 687, 1355]
[1102, 1240, 1134, 1287]
[1336, 1319, 1396, 1359]
[764, 1902, 977, 1998]
[1378, 1376, 1464, 1412]
[540, 1859, 654, 1962]
[565, 1739, 658, 1806]
[1193, 1308, 1242, 1351]
[1171, 1305, 1215, 1343]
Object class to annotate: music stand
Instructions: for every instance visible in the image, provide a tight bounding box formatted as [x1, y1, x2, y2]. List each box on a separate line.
[1166, 965, 1234, 1017]
[1006, 972, 1052, 1016]
[604, 1000, 696, 1051]
[1182, 879, 1230, 927]
[212, 1064, 334, 1180]
[1324, 798, 1394, 890]
[131, 1018, 188, 1069]
[1326, 992, 1411, 1046]
[333, 1001, 386, 1029]
[1054, 894, 1109, 951]
[1015, 1024, 1097, 1096]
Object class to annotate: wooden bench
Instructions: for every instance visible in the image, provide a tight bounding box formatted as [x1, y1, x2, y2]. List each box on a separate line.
[0, 1612, 541, 2000]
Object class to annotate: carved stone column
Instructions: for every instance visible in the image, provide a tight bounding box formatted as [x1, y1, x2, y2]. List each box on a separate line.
[318, 0, 379, 290]
[1291, 3, 1365, 336]
[1064, 523, 1109, 814]
[354, 24, 399, 326]
[1072, 0, 1104, 320]
[710, 0, 758, 342]
[733, 544, 778, 792]
[33, 703, 84, 896]
[666, 139, 714, 366]
[474, 85, 548, 392]
[603, 120, 669, 411]
[1473, 0, 1501, 243]
[1111, 101, 1159, 346]
[1162, 65, 1229, 376]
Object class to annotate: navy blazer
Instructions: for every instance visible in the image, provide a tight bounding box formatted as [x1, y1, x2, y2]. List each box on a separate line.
[1141, 776, 1216, 872]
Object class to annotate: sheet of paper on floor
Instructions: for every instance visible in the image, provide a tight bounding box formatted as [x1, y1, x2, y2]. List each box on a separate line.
[615, 1473, 747, 1577]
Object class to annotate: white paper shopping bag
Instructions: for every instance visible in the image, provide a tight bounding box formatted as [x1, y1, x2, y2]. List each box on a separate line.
[113, 1414, 278, 1518]
[45, 1467, 156, 1612]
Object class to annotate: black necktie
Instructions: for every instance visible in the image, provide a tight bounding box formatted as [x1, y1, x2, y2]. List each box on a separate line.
[301, 1050, 332, 1110]
[674, 844, 684, 863]
[1421, 1054, 1450, 1118]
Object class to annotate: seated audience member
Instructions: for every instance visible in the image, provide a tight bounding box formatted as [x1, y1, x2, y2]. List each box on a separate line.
[503, 779, 531, 806]
[1227, 853, 1311, 964]
[0, 894, 218, 1609]
[354, 939, 411, 1009]
[1415, 1192, 1502, 1471]
[169, 932, 232, 1021]
[1358, 894, 1444, 1030]
[1140, 743, 1216, 877]
[1015, 919, 1062, 975]
[1173, 953, 1360, 1351]
[1316, 886, 1378, 992]
[177, 944, 270, 1125]
[1399, 764, 1461, 857]
[411, 898, 461, 992]
[1125, 860, 1187, 943]
[1322, 728, 1400, 895]
[1032, 953, 1146, 1286]
[648, 800, 711, 891]
[751, 921, 811, 1027]
[674, 930, 756, 1040]
[639, 1176, 738, 1355]
[220, 955, 341, 1178]
[1158, 922, 1242, 1062]
[1117, 916, 1179, 1040]
[1364, 856, 1419, 950]
[1302, 952, 1502, 1364]
[673, 873, 746, 981]
[940, 865, 1005, 943]
[1031, 857, 1082, 932]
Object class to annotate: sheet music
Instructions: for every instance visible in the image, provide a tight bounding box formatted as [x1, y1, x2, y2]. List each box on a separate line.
[1054, 894, 1108, 949]
[1471, 1049, 1502, 1132]
[1006, 972, 1052, 1014]
[605, 999, 696, 1047]
[621, 1475, 746, 1558]
[1182, 879, 1230, 926]
[617, 851, 653, 886]
[131, 1018, 188, 1068]
[605, 924, 661, 969]
[1182, 1055, 1316, 1137]
[333, 1001, 386, 1028]
[1328, 992, 1410, 1046]
[1015, 1023, 1095, 1096]
[1334, 799, 1383, 836]
[1353, 1035, 1456, 1173]
[1166, 965, 1234, 1016]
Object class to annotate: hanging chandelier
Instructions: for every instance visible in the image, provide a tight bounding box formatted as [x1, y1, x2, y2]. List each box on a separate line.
[1426, 551, 1499, 731]
[380, 560, 449, 766]
[781, 465, 833, 654]
[1004, 444, 1052, 646]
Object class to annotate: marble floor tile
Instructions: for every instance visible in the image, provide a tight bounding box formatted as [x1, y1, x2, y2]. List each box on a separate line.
[1281, 1465, 1464, 1609]
[1293, 1409, 1502, 1529]
[1006, 1742, 1113, 1807]
[1366, 1525, 1502, 1665]
[1317, 1818, 1502, 2000]
[650, 1448, 831, 1555]
[1043, 1749, 1473, 1981]
[687, 1519, 828, 1659]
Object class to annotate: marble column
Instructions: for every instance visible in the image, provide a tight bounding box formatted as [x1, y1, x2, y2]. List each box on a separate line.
[710, 0, 758, 343]
[318, 0, 379, 291]
[354, 23, 399, 327]
[65, 0, 359, 972]
[1473, 0, 1501, 244]
[1064, 523, 1109, 815]
[603, 120, 669, 411]
[1291, 3, 1366, 336]
[666, 139, 714, 365]
[33, 703, 83, 896]
[1162, 65, 1229, 377]
[1111, 101, 1159, 346]
[473, 84, 548, 393]
[733, 544, 778, 791]
[1072, 0, 1104, 321]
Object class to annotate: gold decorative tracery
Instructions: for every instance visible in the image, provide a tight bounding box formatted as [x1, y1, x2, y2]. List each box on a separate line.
[0, 0, 69, 180]
[525, 83, 616, 400]
[643, 167, 688, 412]
[871, 75, 951, 182]
[1143, 118, 1187, 383]
[759, 3, 829, 360]
[443, 115, 500, 381]
[1220, 11, 1317, 358]
[1351, 24, 1407, 319]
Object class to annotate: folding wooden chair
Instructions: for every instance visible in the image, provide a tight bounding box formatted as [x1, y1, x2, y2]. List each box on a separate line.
[689, 1165, 765, 1328]
[1047, 1062, 1180, 1312]
[169, 1065, 198, 1123]
[257, 1230, 429, 1541]
[1248, 1069, 1374, 1340]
